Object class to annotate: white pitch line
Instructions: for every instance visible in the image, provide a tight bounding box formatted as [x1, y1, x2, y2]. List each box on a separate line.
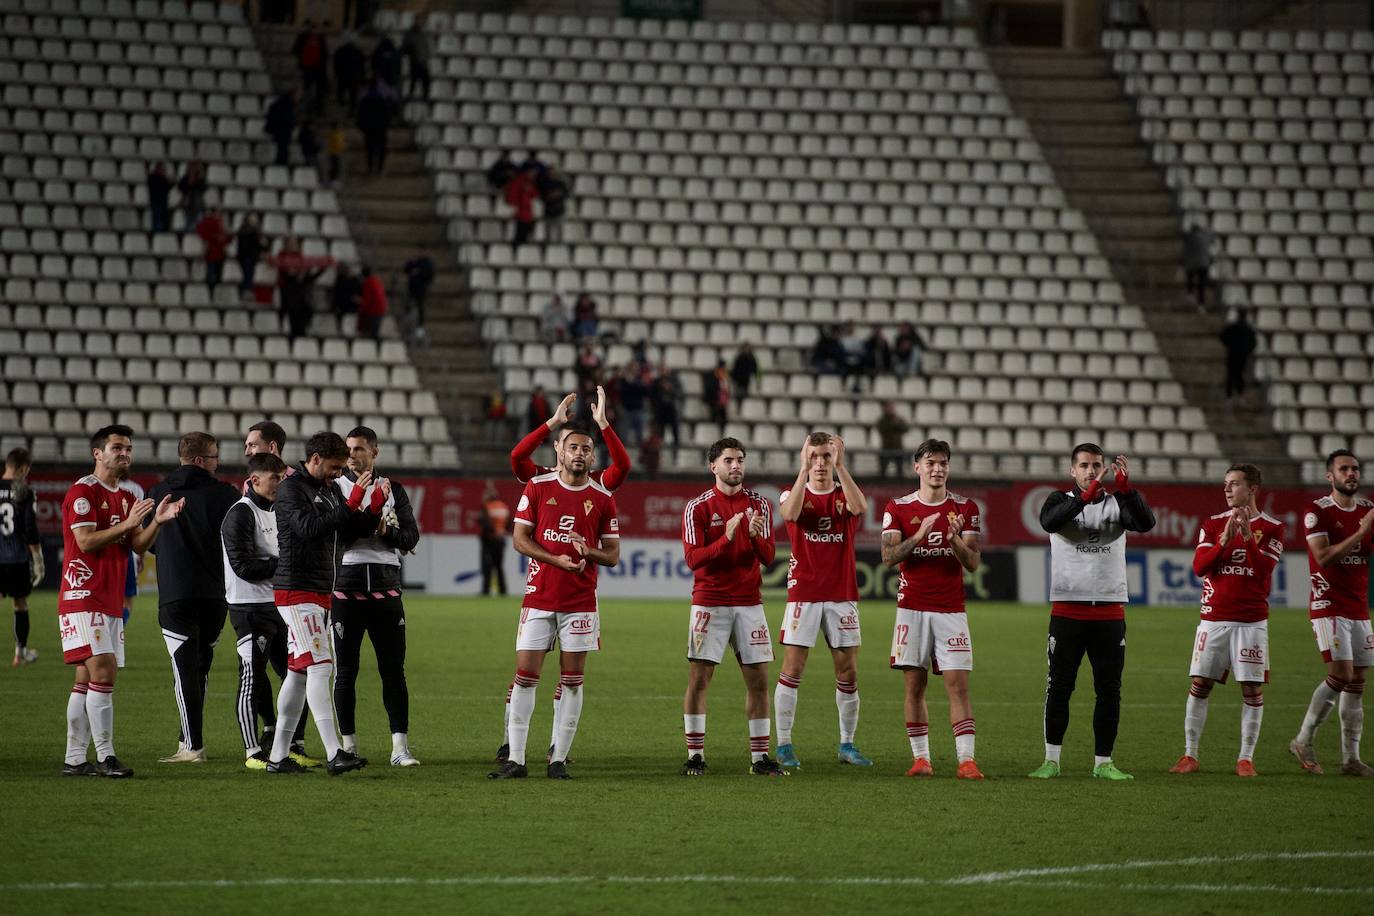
[997, 878, 1374, 897]
[7, 851, 1373, 895]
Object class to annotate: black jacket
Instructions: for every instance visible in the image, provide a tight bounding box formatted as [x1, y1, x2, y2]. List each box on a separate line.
[147, 464, 241, 604]
[335, 476, 421, 593]
[272, 462, 379, 594]
[221, 490, 277, 585]
[1040, 486, 1157, 534]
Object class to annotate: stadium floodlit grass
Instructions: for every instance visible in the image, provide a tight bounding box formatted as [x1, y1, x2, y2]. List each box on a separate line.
[3, 593, 1372, 915]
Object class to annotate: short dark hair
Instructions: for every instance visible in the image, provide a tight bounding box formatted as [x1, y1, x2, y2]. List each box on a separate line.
[178, 432, 218, 461]
[1071, 442, 1105, 462]
[247, 420, 286, 453]
[707, 437, 746, 463]
[913, 438, 951, 463]
[1227, 463, 1262, 488]
[807, 431, 832, 447]
[558, 421, 594, 444]
[346, 426, 378, 447]
[247, 453, 287, 475]
[4, 447, 31, 469]
[304, 431, 349, 462]
[1327, 449, 1358, 469]
[91, 424, 134, 452]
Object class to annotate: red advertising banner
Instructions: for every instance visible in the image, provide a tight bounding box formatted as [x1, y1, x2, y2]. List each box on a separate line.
[26, 471, 1319, 550]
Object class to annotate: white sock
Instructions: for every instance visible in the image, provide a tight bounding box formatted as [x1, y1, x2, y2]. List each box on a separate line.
[835, 680, 859, 744]
[86, 681, 115, 760]
[1239, 694, 1263, 761]
[270, 670, 307, 762]
[906, 721, 929, 759]
[748, 717, 770, 762]
[65, 684, 91, 766]
[392, 732, 408, 755]
[507, 670, 539, 766]
[1094, 755, 1112, 767]
[1340, 685, 1365, 763]
[341, 733, 357, 753]
[1296, 676, 1344, 744]
[551, 673, 583, 763]
[305, 662, 341, 760]
[774, 673, 800, 745]
[1044, 743, 1062, 764]
[684, 713, 705, 759]
[549, 681, 564, 750]
[953, 717, 975, 762]
[501, 680, 512, 744]
[1184, 687, 1209, 758]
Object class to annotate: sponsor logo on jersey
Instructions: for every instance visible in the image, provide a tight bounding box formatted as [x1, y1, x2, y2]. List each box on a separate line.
[543, 515, 582, 544]
[929, 530, 944, 545]
[1311, 573, 1331, 598]
[73, 497, 91, 516]
[63, 558, 94, 590]
[817, 516, 832, 532]
[546, 496, 558, 505]
[804, 531, 846, 543]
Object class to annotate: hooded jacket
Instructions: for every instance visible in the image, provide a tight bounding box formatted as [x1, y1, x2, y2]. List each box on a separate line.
[272, 462, 380, 596]
[147, 464, 242, 605]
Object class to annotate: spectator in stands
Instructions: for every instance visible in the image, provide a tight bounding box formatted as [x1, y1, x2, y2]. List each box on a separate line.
[570, 293, 599, 340]
[651, 364, 683, 450]
[487, 150, 517, 194]
[358, 266, 388, 341]
[640, 423, 664, 479]
[632, 338, 651, 367]
[278, 250, 331, 342]
[538, 165, 570, 245]
[147, 162, 173, 234]
[810, 324, 845, 375]
[617, 364, 648, 448]
[356, 80, 392, 177]
[893, 321, 928, 377]
[331, 262, 362, 326]
[234, 212, 268, 300]
[177, 161, 208, 234]
[326, 121, 346, 188]
[298, 118, 322, 175]
[371, 33, 402, 89]
[484, 389, 508, 443]
[265, 89, 298, 167]
[730, 342, 758, 410]
[573, 342, 603, 385]
[1219, 308, 1257, 403]
[292, 21, 328, 111]
[540, 294, 569, 342]
[703, 361, 731, 430]
[520, 150, 548, 182]
[1183, 222, 1215, 306]
[333, 31, 366, 115]
[505, 166, 539, 248]
[876, 401, 910, 479]
[863, 328, 894, 386]
[196, 208, 230, 296]
[400, 21, 432, 100]
[526, 385, 551, 430]
[402, 247, 436, 335]
[838, 322, 867, 392]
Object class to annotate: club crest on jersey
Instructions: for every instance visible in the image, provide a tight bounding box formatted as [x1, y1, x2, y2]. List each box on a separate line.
[63, 558, 94, 590]
[835, 498, 845, 514]
[1305, 512, 1319, 530]
[583, 499, 593, 516]
[333, 621, 345, 640]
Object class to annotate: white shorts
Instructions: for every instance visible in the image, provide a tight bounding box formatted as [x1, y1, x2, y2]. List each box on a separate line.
[1311, 616, 1374, 666]
[60, 611, 125, 668]
[277, 602, 332, 672]
[1189, 620, 1269, 684]
[687, 605, 774, 666]
[889, 609, 973, 673]
[517, 608, 600, 654]
[779, 600, 862, 649]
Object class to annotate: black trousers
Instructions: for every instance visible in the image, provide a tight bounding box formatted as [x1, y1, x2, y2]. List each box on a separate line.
[158, 599, 228, 751]
[332, 594, 409, 736]
[480, 539, 507, 595]
[1044, 615, 1126, 757]
[230, 602, 307, 751]
[1225, 354, 1247, 397]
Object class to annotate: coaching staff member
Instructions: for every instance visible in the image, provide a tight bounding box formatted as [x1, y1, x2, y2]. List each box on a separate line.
[1030, 444, 1155, 781]
[149, 432, 241, 763]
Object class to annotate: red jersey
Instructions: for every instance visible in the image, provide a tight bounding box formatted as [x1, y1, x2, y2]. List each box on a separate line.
[510, 423, 631, 490]
[781, 485, 859, 602]
[682, 485, 776, 607]
[882, 491, 981, 614]
[514, 472, 619, 613]
[1195, 511, 1285, 623]
[59, 475, 134, 615]
[1304, 495, 1373, 621]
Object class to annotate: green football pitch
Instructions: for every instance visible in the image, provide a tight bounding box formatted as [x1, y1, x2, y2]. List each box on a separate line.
[3, 594, 1373, 915]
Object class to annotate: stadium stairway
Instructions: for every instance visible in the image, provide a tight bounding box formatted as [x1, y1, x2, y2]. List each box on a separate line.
[988, 46, 1299, 485]
[251, 22, 500, 460]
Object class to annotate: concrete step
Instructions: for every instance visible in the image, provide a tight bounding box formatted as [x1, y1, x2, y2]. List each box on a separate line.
[1011, 101, 1135, 123]
[1043, 145, 1152, 169]
[1069, 191, 1177, 219]
[987, 51, 1110, 79]
[1054, 168, 1164, 192]
[999, 78, 1124, 102]
[1034, 123, 1143, 146]
[349, 175, 433, 200]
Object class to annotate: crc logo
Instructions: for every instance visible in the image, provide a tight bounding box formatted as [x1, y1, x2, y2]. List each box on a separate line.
[946, 633, 971, 648]
[817, 516, 832, 532]
[838, 613, 858, 628]
[1311, 574, 1331, 598]
[1239, 645, 1265, 662]
[569, 617, 595, 632]
[751, 627, 770, 641]
[64, 559, 94, 590]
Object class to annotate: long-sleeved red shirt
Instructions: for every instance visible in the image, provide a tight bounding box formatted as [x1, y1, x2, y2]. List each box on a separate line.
[510, 423, 630, 490]
[359, 275, 388, 317]
[682, 485, 776, 607]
